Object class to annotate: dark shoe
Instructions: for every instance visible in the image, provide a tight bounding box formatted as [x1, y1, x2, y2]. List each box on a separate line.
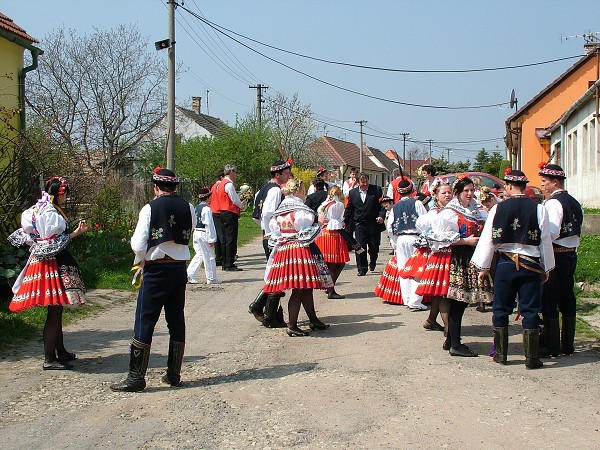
[262, 318, 287, 328]
[493, 326, 508, 364]
[309, 321, 330, 331]
[357, 271, 367, 276]
[110, 339, 151, 392]
[327, 289, 345, 299]
[561, 317, 576, 355]
[262, 293, 286, 328]
[523, 329, 543, 369]
[248, 289, 268, 322]
[286, 327, 309, 337]
[476, 302, 486, 312]
[224, 265, 243, 271]
[162, 340, 185, 387]
[352, 243, 365, 254]
[442, 336, 451, 351]
[449, 344, 478, 357]
[369, 261, 377, 272]
[539, 316, 560, 358]
[57, 351, 77, 361]
[43, 360, 74, 370]
[423, 320, 444, 331]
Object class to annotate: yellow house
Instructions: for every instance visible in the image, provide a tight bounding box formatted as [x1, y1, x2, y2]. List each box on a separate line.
[0, 12, 42, 141]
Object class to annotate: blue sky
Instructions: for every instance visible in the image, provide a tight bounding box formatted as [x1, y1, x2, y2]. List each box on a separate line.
[3, 1, 596, 163]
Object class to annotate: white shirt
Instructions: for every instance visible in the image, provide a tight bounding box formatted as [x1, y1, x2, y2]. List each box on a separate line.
[342, 178, 357, 197]
[197, 204, 217, 243]
[543, 189, 582, 249]
[307, 181, 333, 196]
[261, 183, 283, 235]
[130, 200, 197, 265]
[318, 196, 345, 230]
[471, 199, 555, 273]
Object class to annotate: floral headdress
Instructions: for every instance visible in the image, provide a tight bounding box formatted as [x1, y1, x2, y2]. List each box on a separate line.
[538, 161, 565, 179]
[271, 158, 293, 172]
[152, 167, 180, 185]
[452, 173, 469, 190]
[503, 168, 529, 183]
[45, 176, 68, 196]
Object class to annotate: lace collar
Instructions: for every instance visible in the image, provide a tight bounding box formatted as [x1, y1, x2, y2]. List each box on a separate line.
[444, 197, 486, 222]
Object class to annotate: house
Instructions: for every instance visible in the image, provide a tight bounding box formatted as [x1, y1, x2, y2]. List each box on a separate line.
[0, 12, 42, 138]
[505, 42, 600, 186]
[365, 145, 398, 187]
[305, 136, 393, 187]
[546, 79, 600, 207]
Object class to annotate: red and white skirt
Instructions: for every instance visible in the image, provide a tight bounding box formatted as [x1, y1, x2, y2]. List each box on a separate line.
[415, 248, 452, 297]
[375, 255, 403, 305]
[9, 251, 86, 312]
[264, 241, 333, 293]
[399, 247, 430, 280]
[315, 229, 350, 263]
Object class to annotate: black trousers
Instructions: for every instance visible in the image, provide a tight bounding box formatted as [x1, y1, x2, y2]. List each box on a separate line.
[220, 210, 239, 269]
[492, 253, 543, 329]
[542, 251, 577, 318]
[353, 222, 381, 272]
[212, 213, 223, 265]
[133, 261, 187, 344]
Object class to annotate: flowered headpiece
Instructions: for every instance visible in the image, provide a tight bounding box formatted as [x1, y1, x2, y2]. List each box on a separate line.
[397, 179, 413, 195]
[271, 158, 293, 173]
[152, 167, 180, 185]
[316, 167, 327, 177]
[198, 187, 211, 199]
[503, 168, 529, 183]
[452, 173, 469, 190]
[45, 176, 68, 196]
[379, 196, 394, 204]
[538, 162, 565, 179]
[429, 178, 446, 193]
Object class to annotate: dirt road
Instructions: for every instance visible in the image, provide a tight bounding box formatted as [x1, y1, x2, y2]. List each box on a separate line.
[1, 238, 599, 449]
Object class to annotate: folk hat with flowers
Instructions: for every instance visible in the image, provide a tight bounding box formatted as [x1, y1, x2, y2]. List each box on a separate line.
[198, 187, 211, 200]
[503, 167, 529, 183]
[270, 158, 293, 173]
[316, 167, 328, 177]
[538, 161, 566, 179]
[152, 166, 180, 185]
[397, 179, 414, 195]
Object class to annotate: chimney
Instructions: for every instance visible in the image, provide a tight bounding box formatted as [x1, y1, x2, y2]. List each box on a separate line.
[191, 96, 202, 114]
[584, 41, 600, 55]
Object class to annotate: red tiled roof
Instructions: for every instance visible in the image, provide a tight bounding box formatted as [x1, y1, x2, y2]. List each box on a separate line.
[0, 12, 38, 44]
[382, 150, 434, 177]
[307, 136, 382, 172]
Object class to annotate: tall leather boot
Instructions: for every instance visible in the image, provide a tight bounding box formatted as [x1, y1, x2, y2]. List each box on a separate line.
[561, 316, 576, 355]
[110, 339, 151, 392]
[162, 340, 185, 386]
[492, 326, 508, 364]
[248, 289, 268, 322]
[262, 293, 286, 328]
[539, 317, 560, 357]
[523, 329, 543, 370]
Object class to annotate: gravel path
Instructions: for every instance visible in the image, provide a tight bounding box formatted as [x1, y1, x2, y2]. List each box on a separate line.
[1, 238, 599, 449]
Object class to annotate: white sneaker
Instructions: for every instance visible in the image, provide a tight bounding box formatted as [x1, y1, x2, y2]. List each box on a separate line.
[207, 279, 221, 285]
[188, 278, 200, 284]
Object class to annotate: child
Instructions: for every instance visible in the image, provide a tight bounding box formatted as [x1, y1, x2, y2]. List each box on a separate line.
[187, 188, 220, 285]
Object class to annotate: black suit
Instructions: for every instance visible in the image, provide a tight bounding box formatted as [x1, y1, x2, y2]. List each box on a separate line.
[304, 189, 328, 215]
[343, 185, 386, 273]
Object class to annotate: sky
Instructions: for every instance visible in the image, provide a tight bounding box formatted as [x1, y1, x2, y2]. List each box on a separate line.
[3, 0, 597, 163]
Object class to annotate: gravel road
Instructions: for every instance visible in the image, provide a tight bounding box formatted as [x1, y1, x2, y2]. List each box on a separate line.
[1, 237, 599, 449]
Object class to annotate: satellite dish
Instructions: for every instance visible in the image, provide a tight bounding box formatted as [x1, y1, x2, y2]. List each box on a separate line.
[509, 89, 517, 110]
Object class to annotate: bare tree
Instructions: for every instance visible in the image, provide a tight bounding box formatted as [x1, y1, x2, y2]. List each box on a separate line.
[26, 25, 167, 175]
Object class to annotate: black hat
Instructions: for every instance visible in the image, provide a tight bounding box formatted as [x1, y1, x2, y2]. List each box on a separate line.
[152, 167, 180, 185]
[503, 168, 529, 183]
[397, 179, 413, 195]
[379, 196, 394, 204]
[198, 188, 211, 199]
[316, 167, 327, 177]
[270, 158, 292, 172]
[538, 162, 566, 179]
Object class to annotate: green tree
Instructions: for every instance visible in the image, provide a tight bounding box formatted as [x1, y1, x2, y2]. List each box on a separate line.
[482, 151, 504, 178]
[472, 148, 490, 172]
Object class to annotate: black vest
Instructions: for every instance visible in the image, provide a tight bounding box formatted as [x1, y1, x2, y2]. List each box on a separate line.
[252, 181, 280, 220]
[492, 196, 541, 246]
[552, 191, 583, 239]
[391, 198, 419, 235]
[148, 195, 193, 250]
[194, 202, 209, 229]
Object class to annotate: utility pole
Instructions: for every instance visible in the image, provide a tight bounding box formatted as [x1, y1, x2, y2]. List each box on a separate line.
[400, 132, 409, 175]
[446, 148, 451, 162]
[249, 84, 269, 127]
[426, 139, 434, 162]
[206, 89, 209, 115]
[166, 0, 176, 171]
[355, 120, 367, 173]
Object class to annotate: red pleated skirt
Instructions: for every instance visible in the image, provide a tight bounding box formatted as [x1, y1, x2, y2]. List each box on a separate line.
[375, 255, 404, 304]
[264, 241, 333, 293]
[315, 229, 350, 263]
[415, 248, 452, 297]
[399, 247, 430, 280]
[9, 256, 71, 312]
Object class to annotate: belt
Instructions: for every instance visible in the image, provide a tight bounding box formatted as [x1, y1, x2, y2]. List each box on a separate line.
[553, 246, 576, 253]
[145, 256, 182, 265]
[501, 252, 544, 274]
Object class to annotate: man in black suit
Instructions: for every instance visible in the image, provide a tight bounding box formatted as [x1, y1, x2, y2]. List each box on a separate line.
[304, 178, 328, 214]
[343, 172, 386, 276]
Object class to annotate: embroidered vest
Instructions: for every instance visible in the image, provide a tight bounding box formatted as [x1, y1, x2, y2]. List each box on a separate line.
[552, 191, 583, 238]
[148, 195, 192, 250]
[391, 198, 419, 235]
[194, 202, 209, 229]
[492, 196, 541, 245]
[252, 181, 280, 220]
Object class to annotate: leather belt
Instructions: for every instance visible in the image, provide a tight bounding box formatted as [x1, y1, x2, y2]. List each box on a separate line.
[553, 246, 576, 253]
[145, 255, 181, 265]
[501, 252, 544, 274]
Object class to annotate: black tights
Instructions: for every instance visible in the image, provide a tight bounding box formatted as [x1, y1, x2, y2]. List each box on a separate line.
[327, 262, 345, 291]
[288, 288, 322, 329]
[448, 300, 468, 348]
[43, 305, 68, 363]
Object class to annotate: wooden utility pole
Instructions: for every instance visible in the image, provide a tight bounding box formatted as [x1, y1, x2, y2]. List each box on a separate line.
[166, 0, 176, 170]
[400, 132, 409, 176]
[355, 120, 367, 173]
[426, 139, 434, 162]
[249, 84, 268, 127]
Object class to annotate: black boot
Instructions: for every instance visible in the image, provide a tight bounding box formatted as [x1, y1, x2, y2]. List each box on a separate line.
[561, 316, 576, 355]
[523, 329, 543, 369]
[162, 340, 185, 387]
[539, 317, 560, 357]
[110, 339, 151, 392]
[493, 326, 508, 364]
[262, 293, 286, 328]
[248, 289, 268, 322]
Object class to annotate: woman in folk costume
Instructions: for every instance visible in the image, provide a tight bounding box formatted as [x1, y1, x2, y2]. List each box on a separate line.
[264, 179, 332, 336]
[402, 179, 453, 331]
[187, 188, 220, 285]
[432, 176, 491, 357]
[8, 177, 88, 370]
[314, 185, 350, 299]
[374, 196, 404, 305]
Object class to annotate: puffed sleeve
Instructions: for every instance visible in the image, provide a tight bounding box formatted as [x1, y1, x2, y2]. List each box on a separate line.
[294, 209, 315, 230]
[35, 207, 68, 238]
[130, 204, 151, 264]
[422, 209, 461, 251]
[326, 201, 345, 230]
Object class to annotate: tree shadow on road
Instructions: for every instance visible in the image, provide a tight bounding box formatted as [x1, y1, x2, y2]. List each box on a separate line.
[300, 313, 403, 338]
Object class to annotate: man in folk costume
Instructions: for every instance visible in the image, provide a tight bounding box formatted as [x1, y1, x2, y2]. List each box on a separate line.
[248, 159, 292, 327]
[306, 167, 333, 195]
[111, 167, 195, 392]
[388, 179, 428, 309]
[538, 163, 583, 357]
[187, 188, 220, 285]
[471, 169, 554, 369]
[386, 167, 416, 203]
[217, 164, 243, 271]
